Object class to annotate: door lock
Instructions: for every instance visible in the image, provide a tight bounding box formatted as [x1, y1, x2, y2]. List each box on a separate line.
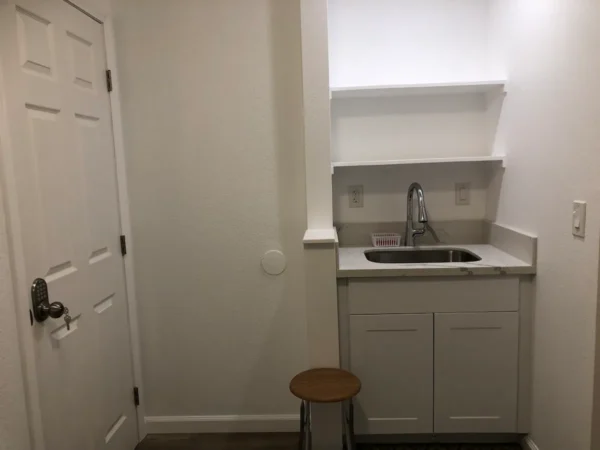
[31, 278, 72, 330]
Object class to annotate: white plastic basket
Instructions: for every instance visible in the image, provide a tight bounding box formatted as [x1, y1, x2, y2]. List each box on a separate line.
[371, 233, 401, 248]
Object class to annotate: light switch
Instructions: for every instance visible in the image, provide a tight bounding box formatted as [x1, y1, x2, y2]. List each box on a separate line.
[572, 201, 587, 238]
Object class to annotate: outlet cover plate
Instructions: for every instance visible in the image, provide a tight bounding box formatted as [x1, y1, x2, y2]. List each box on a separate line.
[455, 182, 471, 206]
[349, 185, 364, 208]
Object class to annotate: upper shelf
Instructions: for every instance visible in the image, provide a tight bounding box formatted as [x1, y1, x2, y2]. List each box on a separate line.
[331, 155, 506, 173]
[330, 80, 507, 99]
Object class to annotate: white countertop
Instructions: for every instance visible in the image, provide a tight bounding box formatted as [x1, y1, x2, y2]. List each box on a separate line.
[338, 244, 536, 278]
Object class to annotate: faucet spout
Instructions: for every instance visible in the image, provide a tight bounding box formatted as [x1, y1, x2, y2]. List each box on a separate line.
[415, 188, 428, 223]
[404, 182, 430, 246]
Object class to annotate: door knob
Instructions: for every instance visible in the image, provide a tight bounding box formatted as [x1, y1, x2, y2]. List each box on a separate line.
[31, 278, 72, 329]
[40, 301, 66, 319]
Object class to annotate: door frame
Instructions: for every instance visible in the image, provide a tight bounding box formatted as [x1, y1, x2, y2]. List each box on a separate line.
[0, 2, 147, 448]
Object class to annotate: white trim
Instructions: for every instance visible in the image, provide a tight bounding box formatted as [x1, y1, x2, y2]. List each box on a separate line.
[299, 4, 343, 448]
[521, 436, 540, 450]
[103, 18, 147, 441]
[300, 0, 334, 229]
[303, 228, 338, 244]
[0, 197, 30, 449]
[145, 414, 300, 434]
[0, 7, 46, 449]
[63, 0, 109, 23]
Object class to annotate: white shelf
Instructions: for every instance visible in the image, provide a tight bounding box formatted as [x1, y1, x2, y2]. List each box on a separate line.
[331, 155, 506, 172]
[303, 228, 338, 244]
[330, 80, 507, 99]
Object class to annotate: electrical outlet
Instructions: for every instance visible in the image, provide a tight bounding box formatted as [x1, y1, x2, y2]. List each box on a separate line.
[455, 182, 471, 206]
[349, 185, 364, 208]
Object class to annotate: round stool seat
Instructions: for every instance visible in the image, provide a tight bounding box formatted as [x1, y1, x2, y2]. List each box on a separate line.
[289, 368, 361, 403]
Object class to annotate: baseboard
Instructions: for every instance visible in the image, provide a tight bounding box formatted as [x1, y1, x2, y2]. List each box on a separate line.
[145, 414, 300, 434]
[521, 436, 540, 450]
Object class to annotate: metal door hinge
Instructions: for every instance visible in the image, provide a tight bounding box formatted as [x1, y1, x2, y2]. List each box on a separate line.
[106, 70, 113, 92]
[133, 387, 140, 407]
[120, 235, 127, 256]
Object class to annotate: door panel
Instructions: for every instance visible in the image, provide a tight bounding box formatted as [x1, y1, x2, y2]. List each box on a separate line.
[0, 1, 138, 449]
[434, 312, 519, 433]
[350, 314, 434, 434]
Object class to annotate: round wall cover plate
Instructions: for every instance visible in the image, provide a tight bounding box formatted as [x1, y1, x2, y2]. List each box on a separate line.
[261, 250, 287, 275]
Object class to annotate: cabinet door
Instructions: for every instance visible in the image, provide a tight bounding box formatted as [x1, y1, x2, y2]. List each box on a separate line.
[434, 312, 519, 433]
[350, 314, 433, 434]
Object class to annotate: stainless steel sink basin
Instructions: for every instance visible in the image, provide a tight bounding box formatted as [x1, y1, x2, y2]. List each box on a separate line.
[364, 248, 482, 264]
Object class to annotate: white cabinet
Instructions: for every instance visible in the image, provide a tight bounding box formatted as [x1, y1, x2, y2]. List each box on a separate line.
[340, 277, 529, 436]
[349, 314, 433, 434]
[434, 312, 519, 433]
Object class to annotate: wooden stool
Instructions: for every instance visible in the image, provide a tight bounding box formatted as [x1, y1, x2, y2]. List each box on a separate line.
[290, 368, 361, 450]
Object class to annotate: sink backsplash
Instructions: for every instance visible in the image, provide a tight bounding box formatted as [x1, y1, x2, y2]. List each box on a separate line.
[335, 220, 487, 247]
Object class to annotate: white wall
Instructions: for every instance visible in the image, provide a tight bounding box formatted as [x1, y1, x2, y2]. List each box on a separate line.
[328, 0, 497, 88]
[331, 94, 492, 163]
[487, 2, 600, 449]
[334, 164, 490, 224]
[0, 189, 30, 450]
[112, 0, 308, 425]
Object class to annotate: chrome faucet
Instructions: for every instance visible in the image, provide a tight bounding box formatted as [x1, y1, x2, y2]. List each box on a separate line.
[404, 182, 430, 246]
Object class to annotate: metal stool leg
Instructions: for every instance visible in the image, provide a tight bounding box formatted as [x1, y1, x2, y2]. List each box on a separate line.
[298, 401, 306, 450]
[342, 401, 349, 450]
[349, 399, 356, 450]
[342, 399, 356, 450]
[307, 402, 312, 450]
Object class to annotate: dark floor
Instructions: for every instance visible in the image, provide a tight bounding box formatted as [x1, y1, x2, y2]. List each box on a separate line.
[136, 433, 522, 450]
[136, 433, 298, 450]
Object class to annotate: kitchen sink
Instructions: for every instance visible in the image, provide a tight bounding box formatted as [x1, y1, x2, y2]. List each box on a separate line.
[364, 248, 482, 264]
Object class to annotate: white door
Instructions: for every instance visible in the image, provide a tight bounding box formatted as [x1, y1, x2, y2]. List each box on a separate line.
[349, 314, 434, 434]
[434, 312, 519, 433]
[0, 1, 138, 449]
